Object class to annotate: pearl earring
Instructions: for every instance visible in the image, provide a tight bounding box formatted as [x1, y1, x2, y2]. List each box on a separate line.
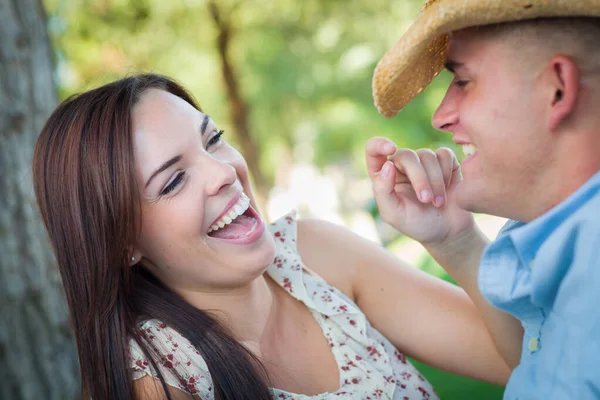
[131, 256, 135, 263]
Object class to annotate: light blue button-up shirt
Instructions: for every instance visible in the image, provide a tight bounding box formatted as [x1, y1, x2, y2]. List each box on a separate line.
[479, 170, 600, 400]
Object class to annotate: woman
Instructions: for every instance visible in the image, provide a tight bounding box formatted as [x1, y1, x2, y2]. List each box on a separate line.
[33, 74, 508, 400]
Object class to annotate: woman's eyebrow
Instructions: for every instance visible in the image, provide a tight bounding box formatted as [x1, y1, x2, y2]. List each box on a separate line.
[145, 155, 182, 189]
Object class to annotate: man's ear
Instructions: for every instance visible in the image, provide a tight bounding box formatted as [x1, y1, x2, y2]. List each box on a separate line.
[543, 55, 580, 131]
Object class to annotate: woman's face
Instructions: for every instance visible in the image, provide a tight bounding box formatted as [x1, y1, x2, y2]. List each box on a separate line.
[131, 88, 275, 292]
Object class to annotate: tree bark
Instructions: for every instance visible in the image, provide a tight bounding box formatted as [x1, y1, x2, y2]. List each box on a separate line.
[208, 0, 269, 209]
[0, 0, 80, 399]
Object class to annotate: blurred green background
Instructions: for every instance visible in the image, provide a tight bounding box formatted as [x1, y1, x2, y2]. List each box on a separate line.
[41, 0, 504, 397]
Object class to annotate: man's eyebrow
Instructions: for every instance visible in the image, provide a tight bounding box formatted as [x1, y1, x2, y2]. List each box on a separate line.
[444, 60, 464, 73]
[145, 155, 182, 189]
[201, 114, 210, 135]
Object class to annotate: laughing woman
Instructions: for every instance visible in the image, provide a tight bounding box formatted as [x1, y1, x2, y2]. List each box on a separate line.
[33, 74, 508, 400]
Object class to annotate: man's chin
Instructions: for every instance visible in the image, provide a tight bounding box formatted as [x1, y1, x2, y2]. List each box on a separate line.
[454, 183, 486, 214]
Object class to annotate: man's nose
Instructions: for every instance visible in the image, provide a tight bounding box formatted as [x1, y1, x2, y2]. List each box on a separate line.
[432, 86, 459, 133]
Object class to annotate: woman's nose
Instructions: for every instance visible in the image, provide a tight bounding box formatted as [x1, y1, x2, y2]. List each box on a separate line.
[204, 157, 237, 197]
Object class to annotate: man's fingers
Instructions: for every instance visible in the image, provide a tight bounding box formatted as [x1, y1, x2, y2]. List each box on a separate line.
[389, 149, 434, 203]
[435, 147, 454, 188]
[449, 158, 463, 190]
[365, 137, 397, 179]
[371, 161, 402, 224]
[371, 144, 462, 211]
[373, 160, 395, 194]
[434, 147, 462, 191]
[417, 148, 447, 208]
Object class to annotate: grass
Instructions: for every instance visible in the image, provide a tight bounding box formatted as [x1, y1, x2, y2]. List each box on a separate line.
[410, 358, 504, 399]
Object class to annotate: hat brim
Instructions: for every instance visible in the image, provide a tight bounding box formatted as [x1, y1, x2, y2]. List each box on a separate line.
[373, 0, 600, 118]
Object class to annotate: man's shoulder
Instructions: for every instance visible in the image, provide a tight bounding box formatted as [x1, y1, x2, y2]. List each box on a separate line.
[560, 189, 600, 243]
[545, 193, 600, 265]
[576, 188, 600, 221]
[544, 184, 600, 237]
[543, 193, 600, 315]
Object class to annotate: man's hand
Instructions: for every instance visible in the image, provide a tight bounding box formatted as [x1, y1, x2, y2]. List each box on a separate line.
[366, 137, 523, 369]
[365, 136, 474, 245]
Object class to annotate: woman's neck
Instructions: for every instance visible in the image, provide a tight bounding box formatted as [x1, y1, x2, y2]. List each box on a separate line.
[176, 273, 277, 343]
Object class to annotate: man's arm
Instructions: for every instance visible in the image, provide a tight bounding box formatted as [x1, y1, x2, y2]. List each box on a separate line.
[365, 137, 523, 368]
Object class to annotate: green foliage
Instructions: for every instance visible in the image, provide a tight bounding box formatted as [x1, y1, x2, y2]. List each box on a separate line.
[44, 0, 463, 186]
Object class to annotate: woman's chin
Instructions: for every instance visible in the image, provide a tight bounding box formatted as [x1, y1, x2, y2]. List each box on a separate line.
[236, 232, 277, 276]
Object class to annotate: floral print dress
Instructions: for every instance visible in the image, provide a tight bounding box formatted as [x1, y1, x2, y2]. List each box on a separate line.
[129, 212, 438, 400]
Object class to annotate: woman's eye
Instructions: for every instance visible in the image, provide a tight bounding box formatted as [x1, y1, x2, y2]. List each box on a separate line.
[207, 130, 224, 148]
[455, 79, 469, 88]
[160, 171, 185, 196]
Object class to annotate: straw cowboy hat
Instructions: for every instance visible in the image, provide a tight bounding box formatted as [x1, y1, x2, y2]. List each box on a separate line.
[372, 0, 600, 118]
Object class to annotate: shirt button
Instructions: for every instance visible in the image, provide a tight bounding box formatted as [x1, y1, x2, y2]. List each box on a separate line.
[529, 260, 534, 269]
[528, 337, 539, 352]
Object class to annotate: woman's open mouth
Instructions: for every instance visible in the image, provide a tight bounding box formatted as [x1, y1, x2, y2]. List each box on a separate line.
[206, 193, 265, 244]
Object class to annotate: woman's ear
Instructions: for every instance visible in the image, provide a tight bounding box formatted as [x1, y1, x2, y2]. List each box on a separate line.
[129, 250, 143, 266]
[543, 55, 580, 131]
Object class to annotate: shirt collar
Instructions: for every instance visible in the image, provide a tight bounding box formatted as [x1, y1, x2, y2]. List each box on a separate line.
[507, 170, 600, 264]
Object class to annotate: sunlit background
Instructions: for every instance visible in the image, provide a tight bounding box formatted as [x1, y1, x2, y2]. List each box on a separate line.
[42, 0, 506, 397]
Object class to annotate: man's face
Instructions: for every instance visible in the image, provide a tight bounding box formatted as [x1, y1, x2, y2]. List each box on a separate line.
[432, 28, 552, 220]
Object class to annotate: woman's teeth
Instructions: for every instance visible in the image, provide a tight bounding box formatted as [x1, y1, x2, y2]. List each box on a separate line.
[207, 193, 251, 233]
[462, 144, 477, 157]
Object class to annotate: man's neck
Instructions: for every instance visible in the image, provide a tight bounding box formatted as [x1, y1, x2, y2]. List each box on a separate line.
[525, 131, 600, 221]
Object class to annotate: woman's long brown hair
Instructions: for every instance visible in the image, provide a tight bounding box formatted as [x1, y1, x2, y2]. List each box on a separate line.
[32, 74, 271, 399]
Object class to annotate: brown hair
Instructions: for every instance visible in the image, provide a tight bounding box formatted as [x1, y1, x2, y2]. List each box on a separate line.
[33, 74, 270, 399]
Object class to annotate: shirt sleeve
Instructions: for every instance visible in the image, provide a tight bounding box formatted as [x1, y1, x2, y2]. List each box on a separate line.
[128, 321, 215, 399]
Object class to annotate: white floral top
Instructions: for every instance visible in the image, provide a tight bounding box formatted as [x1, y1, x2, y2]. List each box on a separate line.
[129, 212, 438, 399]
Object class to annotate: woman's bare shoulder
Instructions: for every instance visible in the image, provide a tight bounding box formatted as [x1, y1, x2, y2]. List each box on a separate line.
[296, 218, 382, 301]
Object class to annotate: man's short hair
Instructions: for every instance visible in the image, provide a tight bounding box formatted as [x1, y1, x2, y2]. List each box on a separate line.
[476, 17, 600, 76]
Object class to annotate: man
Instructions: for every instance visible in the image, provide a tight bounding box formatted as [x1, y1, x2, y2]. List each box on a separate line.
[366, 0, 600, 398]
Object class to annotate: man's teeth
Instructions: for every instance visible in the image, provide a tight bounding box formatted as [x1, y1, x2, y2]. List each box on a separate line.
[207, 194, 251, 233]
[462, 144, 477, 157]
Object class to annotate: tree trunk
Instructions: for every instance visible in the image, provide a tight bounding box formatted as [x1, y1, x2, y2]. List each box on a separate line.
[208, 0, 269, 210]
[0, 0, 80, 399]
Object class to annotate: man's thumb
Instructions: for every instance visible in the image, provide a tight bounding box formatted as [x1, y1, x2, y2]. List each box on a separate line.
[372, 161, 399, 219]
